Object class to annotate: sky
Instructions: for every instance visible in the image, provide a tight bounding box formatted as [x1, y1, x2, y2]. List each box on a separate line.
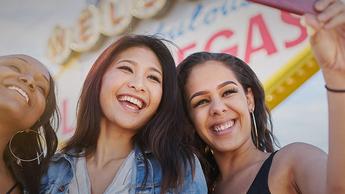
[0, 0, 329, 152]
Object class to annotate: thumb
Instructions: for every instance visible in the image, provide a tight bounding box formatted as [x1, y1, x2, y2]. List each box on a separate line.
[303, 13, 323, 31]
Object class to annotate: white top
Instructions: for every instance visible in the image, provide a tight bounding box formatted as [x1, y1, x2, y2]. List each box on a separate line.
[68, 150, 135, 194]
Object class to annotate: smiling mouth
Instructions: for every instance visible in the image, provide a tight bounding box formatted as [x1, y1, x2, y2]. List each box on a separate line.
[117, 95, 146, 111]
[7, 86, 30, 104]
[212, 120, 235, 133]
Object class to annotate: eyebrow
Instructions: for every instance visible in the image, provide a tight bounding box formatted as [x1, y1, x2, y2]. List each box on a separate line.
[15, 57, 29, 63]
[117, 59, 162, 75]
[189, 80, 238, 102]
[15, 57, 50, 83]
[41, 75, 50, 85]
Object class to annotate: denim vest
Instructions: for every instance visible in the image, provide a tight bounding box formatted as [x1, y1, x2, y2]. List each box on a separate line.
[40, 147, 207, 194]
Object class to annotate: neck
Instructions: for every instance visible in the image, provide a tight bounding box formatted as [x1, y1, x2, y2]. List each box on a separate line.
[88, 117, 135, 167]
[213, 139, 266, 181]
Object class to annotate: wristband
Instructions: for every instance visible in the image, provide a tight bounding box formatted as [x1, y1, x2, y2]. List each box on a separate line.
[325, 85, 345, 93]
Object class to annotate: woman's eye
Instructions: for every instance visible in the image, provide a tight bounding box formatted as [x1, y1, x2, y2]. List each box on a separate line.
[37, 86, 46, 96]
[223, 89, 237, 97]
[118, 66, 133, 73]
[193, 99, 209, 108]
[8, 65, 21, 72]
[147, 75, 161, 83]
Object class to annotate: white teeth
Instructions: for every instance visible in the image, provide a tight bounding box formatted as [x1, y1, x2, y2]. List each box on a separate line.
[8, 86, 29, 103]
[213, 120, 234, 132]
[118, 95, 144, 109]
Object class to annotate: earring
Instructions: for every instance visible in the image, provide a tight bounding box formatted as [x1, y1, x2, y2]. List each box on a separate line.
[204, 146, 214, 154]
[9, 130, 44, 166]
[250, 110, 259, 148]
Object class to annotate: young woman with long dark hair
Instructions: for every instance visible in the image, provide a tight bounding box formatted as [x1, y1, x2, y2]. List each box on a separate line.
[40, 35, 207, 194]
[177, 0, 345, 193]
[0, 54, 58, 194]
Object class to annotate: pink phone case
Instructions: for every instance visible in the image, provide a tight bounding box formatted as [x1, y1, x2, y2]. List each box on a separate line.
[247, 0, 318, 15]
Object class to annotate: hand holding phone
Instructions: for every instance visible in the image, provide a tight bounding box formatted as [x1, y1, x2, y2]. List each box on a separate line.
[247, 0, 318, 15]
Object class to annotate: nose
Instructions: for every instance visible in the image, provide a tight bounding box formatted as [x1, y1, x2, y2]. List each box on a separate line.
[19, 74, 35, 90]
[210, 97, 227, 116]
[127, 76, 146, 92]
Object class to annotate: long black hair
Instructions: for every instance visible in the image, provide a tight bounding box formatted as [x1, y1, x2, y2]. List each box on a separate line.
[63, 35, 196, 193]
[177, 52, 277, 192]
[3, 72, 59, 194]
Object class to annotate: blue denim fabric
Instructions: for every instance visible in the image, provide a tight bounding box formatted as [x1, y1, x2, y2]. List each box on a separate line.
[40, 147, 207, 194]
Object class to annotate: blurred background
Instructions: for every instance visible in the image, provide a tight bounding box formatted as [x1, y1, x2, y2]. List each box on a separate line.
[0, 0, 328, 151]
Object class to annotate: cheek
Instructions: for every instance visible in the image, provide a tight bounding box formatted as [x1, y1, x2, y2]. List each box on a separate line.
[99, 77, 120, 104]
[37, 97, 47, 118]
[99, 83, 108, 102]
[150, 85, 163, 107]
[25, 95, 46, 128]
[190, 109, 207, 130]
[34, 91, 46, 110]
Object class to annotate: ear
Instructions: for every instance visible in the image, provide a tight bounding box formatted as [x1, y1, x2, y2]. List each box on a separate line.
[246, 88, 255, 112]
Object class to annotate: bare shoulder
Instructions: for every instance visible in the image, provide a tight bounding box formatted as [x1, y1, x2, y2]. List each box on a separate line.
[272, 142, 327, 167]
[272, 143, 326, 178]
[268, 143, 327, 193]
[279, 142, 326, 160]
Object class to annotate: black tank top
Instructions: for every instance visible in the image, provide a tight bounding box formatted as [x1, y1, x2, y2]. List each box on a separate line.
[247, 151, 278, 194]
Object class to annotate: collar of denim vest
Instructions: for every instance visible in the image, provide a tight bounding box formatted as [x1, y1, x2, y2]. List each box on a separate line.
[134, 144, 153, 161]
[50, 149, 82, 165]
[51, 145, 153, 162]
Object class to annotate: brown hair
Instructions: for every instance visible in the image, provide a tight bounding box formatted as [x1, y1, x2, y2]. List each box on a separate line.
[177, 52, 278, 192]
[63, 35, 196, 193]
[4, 73, 59, 194]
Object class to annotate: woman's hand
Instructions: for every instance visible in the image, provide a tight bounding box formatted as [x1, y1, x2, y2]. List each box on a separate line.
[305, 0, 345, 87]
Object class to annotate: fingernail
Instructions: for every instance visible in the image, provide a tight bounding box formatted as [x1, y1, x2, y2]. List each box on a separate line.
[314, 1, 324, 11]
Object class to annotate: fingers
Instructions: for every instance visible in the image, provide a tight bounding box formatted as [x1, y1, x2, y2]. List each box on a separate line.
[304, 14, 322, 30]
[303, 13, 324, 36]
[324, 11, 345, 29]
[314, 0, 337, 12]
[318, 1, 344, 22]
[310, 0, 345, 29]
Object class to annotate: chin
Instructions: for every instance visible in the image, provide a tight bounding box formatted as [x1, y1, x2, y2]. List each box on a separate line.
[119, 121, 146, 131]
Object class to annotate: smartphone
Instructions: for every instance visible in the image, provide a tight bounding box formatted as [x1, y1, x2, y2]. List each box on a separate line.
[247, 0, 318, 15]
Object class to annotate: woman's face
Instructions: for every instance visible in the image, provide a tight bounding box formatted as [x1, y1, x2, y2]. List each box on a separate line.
[100, 46, 163, 131]
[0, 55, 50, 132]
[185, 61, 255, 153]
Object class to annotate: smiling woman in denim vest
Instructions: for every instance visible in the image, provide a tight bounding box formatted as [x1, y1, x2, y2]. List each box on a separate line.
[40, 35, 207, 194]
[0, 55, 58, 194]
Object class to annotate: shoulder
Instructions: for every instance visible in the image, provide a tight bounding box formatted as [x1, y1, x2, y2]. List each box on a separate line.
[277, 142, 327, 163]
[42, 152, 75, 178]
[272, 142, 327, 169]
[40, 152, 77, 192]
[267, 143, 327, 193]
[270, 143, 327, 182]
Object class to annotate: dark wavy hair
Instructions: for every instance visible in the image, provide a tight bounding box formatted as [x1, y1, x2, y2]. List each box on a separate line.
[177, 52, 277, 192]
[62, 34, 195, 193]
[3, 72, 59, 194]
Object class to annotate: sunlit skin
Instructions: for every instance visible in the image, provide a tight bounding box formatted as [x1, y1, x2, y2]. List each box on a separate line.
[88, 46, 163, 194]
[185, 61, 255, 154]
[184, 61, 272, 193]
[183, 60, 328, 194]
[0, 54, 50, 194]
[0, 55, 50, 133]
[99, 46, 163, 133]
